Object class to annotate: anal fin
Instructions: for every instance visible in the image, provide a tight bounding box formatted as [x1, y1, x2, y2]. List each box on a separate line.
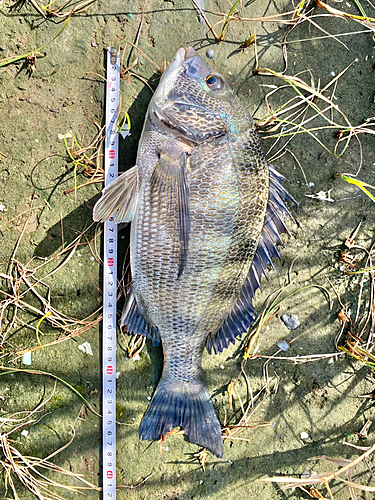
[121, 289, 160, 346]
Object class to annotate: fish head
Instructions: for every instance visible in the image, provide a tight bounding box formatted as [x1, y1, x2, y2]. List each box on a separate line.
[150, 47, 251, 144]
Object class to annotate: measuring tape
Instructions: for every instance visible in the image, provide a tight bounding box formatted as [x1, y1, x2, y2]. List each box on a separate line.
[102, 47, 120, 500]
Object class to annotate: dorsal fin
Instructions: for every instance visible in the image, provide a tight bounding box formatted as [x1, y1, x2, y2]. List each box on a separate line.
[121, 288, 160, 346]
[206, 165, 296, 354]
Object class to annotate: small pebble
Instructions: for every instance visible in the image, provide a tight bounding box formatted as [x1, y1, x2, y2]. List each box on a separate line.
[277, 339, 289, 352]
[281, 313, 300, 330]
[206, 49, 215, 59]
[301, 431, 309, 440]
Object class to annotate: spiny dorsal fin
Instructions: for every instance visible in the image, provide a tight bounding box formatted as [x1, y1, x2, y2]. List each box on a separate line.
[93, 166, 138, 223]
[207, 165, 296, 354]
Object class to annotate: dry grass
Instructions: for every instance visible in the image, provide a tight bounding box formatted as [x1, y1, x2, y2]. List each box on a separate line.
[15, 0, 96, 20]
[254, 61, 375, 174]
[222, 368, 272, 443]
[62, 113, 105, 197]
[333, 233, 375, 365]
[0, 383, 99, 500]
[0, 205, 102, 357]
[260, 441, 375, 499]
[1, 0, 97, 72]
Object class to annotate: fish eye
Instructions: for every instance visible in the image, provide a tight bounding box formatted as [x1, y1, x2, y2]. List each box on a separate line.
[206, 75, 224, 91]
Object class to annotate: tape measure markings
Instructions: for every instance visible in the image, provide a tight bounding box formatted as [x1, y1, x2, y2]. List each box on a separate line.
[102, 46, 120, 500]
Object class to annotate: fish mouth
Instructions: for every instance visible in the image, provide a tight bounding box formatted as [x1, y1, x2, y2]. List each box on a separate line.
[169, 47, 198, 72]
[150, 47, 204, 142]
[181, 47, 198, 62]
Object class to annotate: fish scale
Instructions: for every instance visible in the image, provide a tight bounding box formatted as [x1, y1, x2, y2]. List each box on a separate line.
[93, 47, 295, 457]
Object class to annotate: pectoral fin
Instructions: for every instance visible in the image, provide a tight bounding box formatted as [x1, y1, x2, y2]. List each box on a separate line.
[150, 145, 190, 278]
[93, 166, 138, 223]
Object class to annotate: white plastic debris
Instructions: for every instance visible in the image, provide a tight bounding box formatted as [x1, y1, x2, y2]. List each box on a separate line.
[305, 189, 335, 202]
[21, 430, 29, 437]
[116, 371, 121, 379]
[78, 342, 93, 356]
[58, 132, 73, 140]
[301, 431, 309, 440]
[119, 127, 130, 140]
[0, 204, 6, 212]
[22, 352, 32, 365]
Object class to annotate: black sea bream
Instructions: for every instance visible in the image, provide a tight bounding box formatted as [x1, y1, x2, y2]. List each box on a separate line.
[93, 47, 294, 457]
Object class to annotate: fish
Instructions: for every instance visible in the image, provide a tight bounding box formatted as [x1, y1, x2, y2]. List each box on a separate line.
[93, 47, 295, 458]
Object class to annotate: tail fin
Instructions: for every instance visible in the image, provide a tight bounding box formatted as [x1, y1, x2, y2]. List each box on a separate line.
[139, 377, 224, 457]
